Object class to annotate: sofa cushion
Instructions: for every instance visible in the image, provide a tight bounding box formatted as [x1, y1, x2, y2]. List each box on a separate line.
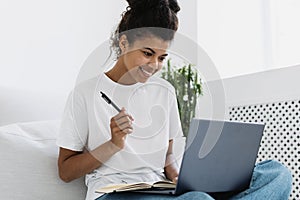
[0, 120, 87, 200]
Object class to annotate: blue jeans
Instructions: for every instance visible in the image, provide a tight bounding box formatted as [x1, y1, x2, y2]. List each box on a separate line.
[96, 160, 292, 200]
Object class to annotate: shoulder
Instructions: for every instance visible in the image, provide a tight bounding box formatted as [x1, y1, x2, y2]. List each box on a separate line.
[72, 76, 99, 96]
[64, 76, 100, 105]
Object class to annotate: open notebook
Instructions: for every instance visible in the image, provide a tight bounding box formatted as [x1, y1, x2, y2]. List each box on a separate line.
[96, 180, 176, 193]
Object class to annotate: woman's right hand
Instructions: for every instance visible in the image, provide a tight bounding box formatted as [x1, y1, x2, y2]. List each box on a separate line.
[109, 107, 134, 149]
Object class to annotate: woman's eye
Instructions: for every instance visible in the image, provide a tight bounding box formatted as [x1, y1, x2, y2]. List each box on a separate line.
[143, 51, 153, 57]
[159, 57, 166, 62]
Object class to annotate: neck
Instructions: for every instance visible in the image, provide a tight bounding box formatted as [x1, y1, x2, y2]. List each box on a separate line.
[105, 59, 137, 85]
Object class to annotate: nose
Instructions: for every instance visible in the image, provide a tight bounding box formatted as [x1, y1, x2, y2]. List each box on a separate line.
[148, 58, 160, 70]
[148, 63, 158, 71]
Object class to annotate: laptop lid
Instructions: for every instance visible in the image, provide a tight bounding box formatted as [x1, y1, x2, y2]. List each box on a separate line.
[175, 119, 264, 195]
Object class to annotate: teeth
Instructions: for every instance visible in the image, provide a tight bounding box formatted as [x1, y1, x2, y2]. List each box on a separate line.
[140, 66, 152, 76]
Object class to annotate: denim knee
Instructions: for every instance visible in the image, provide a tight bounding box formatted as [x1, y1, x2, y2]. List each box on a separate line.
[178, 191, 214, 200]
[254, 160, 293, 194]
[257, 160, 292, 179]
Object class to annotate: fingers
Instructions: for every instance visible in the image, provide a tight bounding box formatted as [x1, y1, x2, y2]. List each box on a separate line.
[114, 107, 134, 122]
[111, 108, 134, 134]
[111, 123, 133, 134]
[109, 108, 134, 149]
[172, 177, 178, 184]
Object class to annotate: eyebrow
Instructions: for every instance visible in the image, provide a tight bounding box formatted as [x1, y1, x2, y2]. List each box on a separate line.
[143, 47, 168, 57]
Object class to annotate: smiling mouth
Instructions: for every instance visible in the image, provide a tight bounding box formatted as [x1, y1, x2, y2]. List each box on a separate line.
[139, 66, 153, 77]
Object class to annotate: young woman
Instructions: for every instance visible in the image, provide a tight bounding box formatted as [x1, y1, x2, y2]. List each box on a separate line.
[57, 0, 292, 199]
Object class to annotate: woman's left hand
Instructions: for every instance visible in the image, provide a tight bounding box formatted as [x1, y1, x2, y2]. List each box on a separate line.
[172, 176, 178, 184]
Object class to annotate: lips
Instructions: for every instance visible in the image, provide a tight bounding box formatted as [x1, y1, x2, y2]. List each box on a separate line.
[139, 66, 153, 77]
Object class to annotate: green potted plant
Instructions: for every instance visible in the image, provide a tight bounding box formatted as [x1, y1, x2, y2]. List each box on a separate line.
[161, 59, 203, 137]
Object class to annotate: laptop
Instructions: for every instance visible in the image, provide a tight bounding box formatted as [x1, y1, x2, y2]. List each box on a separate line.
[136, 118, 265, 196]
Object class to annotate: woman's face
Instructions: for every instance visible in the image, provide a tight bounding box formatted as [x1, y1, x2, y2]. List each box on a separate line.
[121, 35, 170, 83]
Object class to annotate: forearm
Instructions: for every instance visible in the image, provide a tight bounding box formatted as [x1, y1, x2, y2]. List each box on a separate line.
[59, 140, 120, 182]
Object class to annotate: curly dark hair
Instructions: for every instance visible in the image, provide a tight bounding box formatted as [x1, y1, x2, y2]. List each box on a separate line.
[111, 0, 180, 57]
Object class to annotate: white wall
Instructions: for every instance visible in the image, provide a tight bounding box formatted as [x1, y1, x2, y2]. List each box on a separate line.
[196, 64, 300, 120]
[0, 0, 196, 94]
[0, 0, 198, 123]
[197, 0, 300, 79]
[177, 0, 197, 42]
[268, 0, 300, 69]
[194, 0, 300, 126]
[197, 0, 265, 79]
[0, 0, 128, 94]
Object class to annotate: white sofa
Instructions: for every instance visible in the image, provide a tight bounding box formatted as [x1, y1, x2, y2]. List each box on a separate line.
[0, 120, 87, 200]
[0, 87, 87, 200]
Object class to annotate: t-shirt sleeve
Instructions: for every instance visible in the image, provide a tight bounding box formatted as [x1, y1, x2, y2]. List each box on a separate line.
[56, 90, 88, 152]
[169, 91, 184, 140]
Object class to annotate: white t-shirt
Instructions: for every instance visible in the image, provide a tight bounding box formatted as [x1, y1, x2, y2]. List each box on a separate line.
[56, 73, 183, 199]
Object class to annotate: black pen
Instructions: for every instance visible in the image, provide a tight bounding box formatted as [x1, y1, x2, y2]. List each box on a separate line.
[100, 91, 121, 112]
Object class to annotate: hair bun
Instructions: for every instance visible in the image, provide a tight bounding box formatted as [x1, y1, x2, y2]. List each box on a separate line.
[126, 0, 171, 12]
[169, 0, 180, 13]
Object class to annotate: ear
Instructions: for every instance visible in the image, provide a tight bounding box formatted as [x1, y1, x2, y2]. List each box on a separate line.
[119, 34, 129, 54]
